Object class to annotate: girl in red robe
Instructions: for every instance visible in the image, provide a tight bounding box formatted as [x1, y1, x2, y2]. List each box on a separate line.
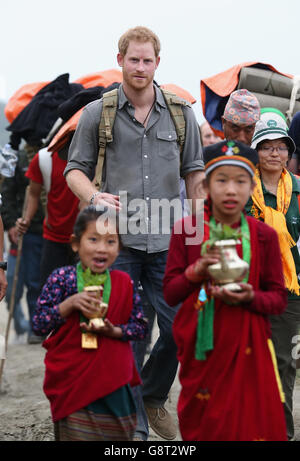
[32, 206, 148, 441]
[163, 140, 288, 441]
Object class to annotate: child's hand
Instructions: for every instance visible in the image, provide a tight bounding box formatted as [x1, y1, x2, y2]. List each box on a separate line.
[59, 292, 100, 319]
[194, 246, 221, 279]
[210, 282, 254, 305]
[80, 318, 123, 339]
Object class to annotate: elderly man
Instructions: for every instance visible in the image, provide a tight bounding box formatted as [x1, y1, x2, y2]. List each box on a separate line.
[222, 89, 260, 146]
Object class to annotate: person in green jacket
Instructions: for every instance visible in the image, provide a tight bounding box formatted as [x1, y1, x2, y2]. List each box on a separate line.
[245, 108, 300, 440]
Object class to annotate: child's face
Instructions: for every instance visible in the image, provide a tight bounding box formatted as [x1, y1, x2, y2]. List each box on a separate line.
[72, 220, 119, 273]
[205, 165, 254, 223]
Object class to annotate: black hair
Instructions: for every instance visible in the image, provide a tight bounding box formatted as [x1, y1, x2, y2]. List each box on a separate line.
[73, 205, 120, 242]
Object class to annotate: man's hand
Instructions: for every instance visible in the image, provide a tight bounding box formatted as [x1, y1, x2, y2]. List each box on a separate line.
[93, 192, 121, 211]
[16, 217, 30, 235]
[66, 170, 122, 212]
[8, 226, 19, 245]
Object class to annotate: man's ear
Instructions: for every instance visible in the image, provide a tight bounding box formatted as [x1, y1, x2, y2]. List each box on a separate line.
[155, 56, 160, 70]
[221, 116, 226, 130]
[117, 53, 124, 68]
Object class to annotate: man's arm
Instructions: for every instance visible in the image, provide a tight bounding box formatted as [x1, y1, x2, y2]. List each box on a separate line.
[65, 170, 121, 210]
[64, 100, 121, 210]
[15, 180, 42, 235]
[179, 104, 205, 214]
[185, 170, 206, 214]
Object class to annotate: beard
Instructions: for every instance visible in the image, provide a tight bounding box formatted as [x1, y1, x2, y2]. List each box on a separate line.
[122, 69, 154, 92]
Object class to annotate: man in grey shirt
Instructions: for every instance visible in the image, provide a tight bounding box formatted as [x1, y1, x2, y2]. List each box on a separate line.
[65, 26, 204, 441]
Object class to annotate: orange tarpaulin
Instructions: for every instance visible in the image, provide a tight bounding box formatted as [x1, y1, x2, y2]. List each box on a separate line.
[48, 108, 83, 153]
[200, 61, 293, 138]
[74, 69, 123, 88]
[201, 61, 292, 99]
[5, 81, 50, 124]
[161, 84, 196, 105]
[4, 69, 123, 125]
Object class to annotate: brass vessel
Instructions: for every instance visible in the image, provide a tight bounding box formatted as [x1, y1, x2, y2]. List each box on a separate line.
[207, 239, 249, 291]
[83, 286, 108, 327]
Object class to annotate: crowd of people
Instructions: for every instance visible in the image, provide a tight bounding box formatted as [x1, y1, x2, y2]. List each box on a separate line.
[1, 25, 300, 442]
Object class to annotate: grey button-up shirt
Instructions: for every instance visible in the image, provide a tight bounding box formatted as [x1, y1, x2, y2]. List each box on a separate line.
[64, 84, 204, 252]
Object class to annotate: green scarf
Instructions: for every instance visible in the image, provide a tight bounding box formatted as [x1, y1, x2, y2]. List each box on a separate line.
[195, 213, 251, 360]
[76, 262, 111, 324]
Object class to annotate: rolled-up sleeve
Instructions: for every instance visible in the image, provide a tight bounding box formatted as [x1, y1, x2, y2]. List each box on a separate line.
[180, 105, 204, 178]
[63, 100, 102, 181]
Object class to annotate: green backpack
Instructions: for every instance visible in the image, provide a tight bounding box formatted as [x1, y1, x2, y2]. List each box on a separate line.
[94, 87, 190, 188]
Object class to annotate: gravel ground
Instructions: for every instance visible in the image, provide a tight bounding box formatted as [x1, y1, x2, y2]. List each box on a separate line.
[1, 301, 300, 442]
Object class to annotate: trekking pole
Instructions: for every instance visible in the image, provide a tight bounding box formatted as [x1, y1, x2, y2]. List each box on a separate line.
[0, 186, 29, 390]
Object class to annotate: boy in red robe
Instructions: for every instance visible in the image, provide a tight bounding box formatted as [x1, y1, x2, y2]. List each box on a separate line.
[163, 140, 288, 441]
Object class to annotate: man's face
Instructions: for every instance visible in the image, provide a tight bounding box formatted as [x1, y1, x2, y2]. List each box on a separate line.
[201, 122, 222, 147]
[117, 40, 160, 92]
[222, 118, 256, 146]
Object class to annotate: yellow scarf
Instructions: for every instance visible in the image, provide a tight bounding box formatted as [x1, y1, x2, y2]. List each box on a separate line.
[251, 168, 299, 295]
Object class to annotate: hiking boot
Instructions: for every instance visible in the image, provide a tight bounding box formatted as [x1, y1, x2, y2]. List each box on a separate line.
[144, 405, 177, 440]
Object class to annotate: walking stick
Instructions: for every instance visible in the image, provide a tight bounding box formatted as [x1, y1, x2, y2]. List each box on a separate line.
[0, 186, 29, 390]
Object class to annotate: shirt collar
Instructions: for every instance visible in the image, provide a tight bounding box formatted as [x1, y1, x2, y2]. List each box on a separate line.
[261, 171, 300, 196]
[118, 83, 166, 110]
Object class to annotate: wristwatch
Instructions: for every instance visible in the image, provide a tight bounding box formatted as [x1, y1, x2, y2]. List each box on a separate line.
[0, 261, 7, 271]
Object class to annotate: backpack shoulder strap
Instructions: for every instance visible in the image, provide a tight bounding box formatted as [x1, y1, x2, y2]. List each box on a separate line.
[94, 88, 119, 189]
[94, 87, 190, 189]
[160, 88, 190, 156]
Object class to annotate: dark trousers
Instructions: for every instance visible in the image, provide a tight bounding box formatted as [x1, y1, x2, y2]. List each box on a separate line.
[39, 239, 76, 290]
[6, 233, 43, 335]
[112, 247, 180, 440]
[270, 298, 300, 440]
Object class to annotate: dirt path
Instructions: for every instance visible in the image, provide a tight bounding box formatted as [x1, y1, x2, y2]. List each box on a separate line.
[0, 303, 300, 441]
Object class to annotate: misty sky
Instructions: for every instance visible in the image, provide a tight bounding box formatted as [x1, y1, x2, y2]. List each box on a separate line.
[1, 0, 299, 122]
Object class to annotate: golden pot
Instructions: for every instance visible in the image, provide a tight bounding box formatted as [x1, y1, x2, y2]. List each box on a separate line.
[83, 286, 108, 325]
[207, 239, 249, 290]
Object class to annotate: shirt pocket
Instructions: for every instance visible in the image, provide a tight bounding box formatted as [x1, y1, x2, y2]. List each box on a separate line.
[157, 130, 178, 159]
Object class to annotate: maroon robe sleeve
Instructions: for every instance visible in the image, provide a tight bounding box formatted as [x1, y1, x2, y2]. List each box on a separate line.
[164, 217, 287, 316]
[164, 218, 202, 306]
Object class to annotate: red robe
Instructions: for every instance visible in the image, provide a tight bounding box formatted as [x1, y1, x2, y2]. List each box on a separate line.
[163, 215, 287, 441]
[43, 270, 140, 422]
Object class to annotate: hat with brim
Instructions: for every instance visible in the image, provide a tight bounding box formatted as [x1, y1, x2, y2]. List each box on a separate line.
[251, 108, 296, 154]
[204, 140, 258, 177]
